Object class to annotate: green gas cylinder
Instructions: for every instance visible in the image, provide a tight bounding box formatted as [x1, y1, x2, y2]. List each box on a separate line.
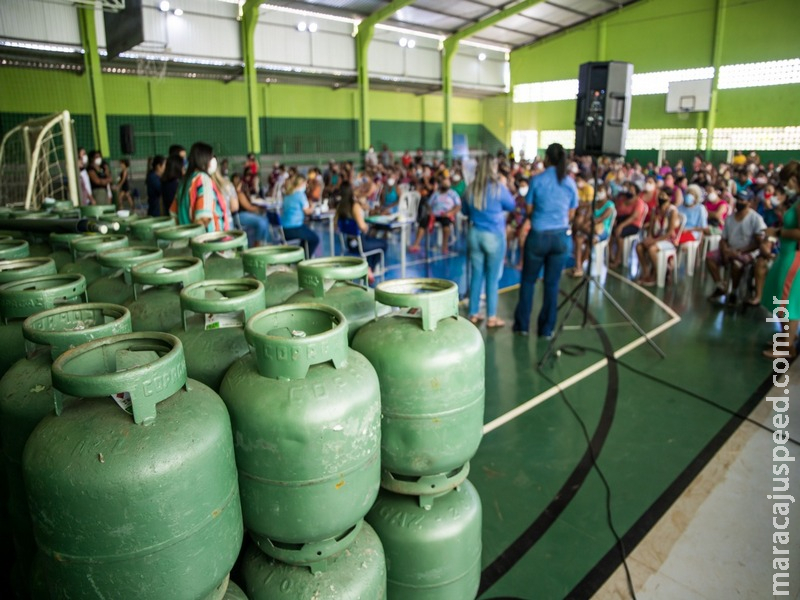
[287, 257, 387, 341]
[48, 233, 82, 270]
[0, 274, 87, 377]
[366, 481, 482, 600]
[126, 257, 205, 332]
[129, 215, 175, 242]
[242, 245, 305, 307]
[155, 223, 206, 256]
[0, 258, 57, 284]
[170, 278, 265, 391]
[0, 239, 30, 261]
[220, 304, 381, 565]
[191, 230, 248, 280]
[23, 333, 243, 599]
[0, 303, 131, 598]
[60, 234, 129, 285]
[352, 279, 484, 496]
[242, 521, 386, 599]
[87, 246, 163, 305]
[79, 205, 117, 219]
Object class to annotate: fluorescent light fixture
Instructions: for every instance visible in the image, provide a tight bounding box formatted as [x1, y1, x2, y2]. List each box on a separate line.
[399, 38, 408, 47]
[0, 40, 83, 54]
[159, 1, 170, 12]
[308, 22, 318, 33]
[260, 4, 359, 25]
[173, 8, 183, 16]
[461, 40, 510, 53]
[375, 23, 443, 41]
[407, 39, 415, 49]
[478, 53, 486, 61]
[297, 21, 307, 32]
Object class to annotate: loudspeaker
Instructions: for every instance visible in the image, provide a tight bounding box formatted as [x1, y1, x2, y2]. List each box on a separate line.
[574, 61, 633, 157]
[120, 124, 135, 155]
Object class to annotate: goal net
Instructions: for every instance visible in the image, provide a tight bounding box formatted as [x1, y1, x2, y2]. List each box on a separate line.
[0, 110, 80, 210]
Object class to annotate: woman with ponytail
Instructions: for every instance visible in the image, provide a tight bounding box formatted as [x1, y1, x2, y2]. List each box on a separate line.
[513, 143, 578, 338]
[463, 155, 515, 327]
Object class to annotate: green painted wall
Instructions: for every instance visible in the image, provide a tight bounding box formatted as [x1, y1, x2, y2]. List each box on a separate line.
[510, 0, 800, 145]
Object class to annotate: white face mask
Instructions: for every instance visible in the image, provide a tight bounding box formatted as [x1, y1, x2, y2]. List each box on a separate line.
[771, 196, 781, 208]
[684, 194, 695, 207]
[707, 192, 719, 201]
[80, 154, 88, 166]
[452, 174, 462, 182]
[645, 182, 656, 192]
[596, 191, 607, 200]
[94, 157, 102, 167]
[387, 178, 396, 186]
[518, 186, 529, 197]
[208, 157, 218, 175]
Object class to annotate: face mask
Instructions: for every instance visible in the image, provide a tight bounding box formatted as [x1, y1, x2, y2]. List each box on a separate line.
[81, 155, 88, 166]
[518, 186, 529, 197]
[707, 192, 718, 202]
[756, 177, 767, 185]
[416, 170, 423, 177]
[596, 191, 607, 200]
[735, 201, 748, 212]
[440, 185, 450, 192]
[787, 188, 798, 201]
[645, 182, 655, 192]
[770, 196, 781, 208]
[387, 178, 396, 186]
[208, 157, 218, 175]
[577, 181, 585, 189]
[684, 194, 695, 207]
[94, 158, 102, 167]
[452, 174, 461, 182]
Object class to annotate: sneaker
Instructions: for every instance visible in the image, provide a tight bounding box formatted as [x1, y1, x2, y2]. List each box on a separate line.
[513, 329, 529, 337]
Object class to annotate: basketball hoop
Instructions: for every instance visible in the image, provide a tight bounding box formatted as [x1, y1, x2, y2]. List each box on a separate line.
[136, 57, 167, 81]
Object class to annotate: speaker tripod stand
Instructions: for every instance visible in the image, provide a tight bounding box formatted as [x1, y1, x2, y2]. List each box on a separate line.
[537, 156, 665, 368]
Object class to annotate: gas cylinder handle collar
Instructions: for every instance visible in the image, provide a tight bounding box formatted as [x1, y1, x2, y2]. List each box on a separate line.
[242, 245, 305, 282]
[245, 303, 348, 380]
[130, 257, 205, 300]
[51, 332, 187, 425]
[375, 278, 459, 331]
[191, 230, 248, 260]
[296, 257, 369, 298]
[180, 279, 266, 330]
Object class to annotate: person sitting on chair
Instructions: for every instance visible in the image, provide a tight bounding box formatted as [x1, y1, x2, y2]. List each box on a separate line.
[636, 191, 680, 286]
[571, 184, 615, 278]
[409, 176, 461, 255]
[335, 182, 387, 279]
[706, 190, 766, 304]
[281, 174, 319, 257]
[609, 188, 646, 268]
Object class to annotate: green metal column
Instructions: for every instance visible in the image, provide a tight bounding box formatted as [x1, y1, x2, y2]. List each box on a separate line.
[356, 24, 375, 155]
[242, 0, 261, 154]
[77, 6, 109, 157]
[706, 0, 727, 160]
[442, 40, 457, 163]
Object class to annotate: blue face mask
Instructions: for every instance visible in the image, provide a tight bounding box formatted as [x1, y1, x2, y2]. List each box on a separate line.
[684, 194, 695, 207]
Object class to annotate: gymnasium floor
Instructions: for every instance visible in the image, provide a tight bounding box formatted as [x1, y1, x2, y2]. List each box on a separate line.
[311, 221, 800, 599]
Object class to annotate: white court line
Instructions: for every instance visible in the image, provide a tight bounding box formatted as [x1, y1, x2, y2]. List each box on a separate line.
[482, 270, 681, 434]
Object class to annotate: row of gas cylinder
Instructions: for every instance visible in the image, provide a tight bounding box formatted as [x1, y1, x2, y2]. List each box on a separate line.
[0, 206, 485, 599]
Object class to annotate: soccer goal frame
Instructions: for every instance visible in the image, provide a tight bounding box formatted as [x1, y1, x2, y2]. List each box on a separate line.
[0, 110, 80, 210]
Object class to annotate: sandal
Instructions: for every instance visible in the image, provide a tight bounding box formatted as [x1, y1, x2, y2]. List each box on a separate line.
[469, 315, 483, 325]
[487, 318, 506, 328]
[571, 269, 584, 278]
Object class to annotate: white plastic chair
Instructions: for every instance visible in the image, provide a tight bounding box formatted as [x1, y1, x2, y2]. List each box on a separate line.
[701, 234, 721, 264]
[399, 191, 420, 221]
[679, 236, 702, 276]
[591, 237, 611, 278]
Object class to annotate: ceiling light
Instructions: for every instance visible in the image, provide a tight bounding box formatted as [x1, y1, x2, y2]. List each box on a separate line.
[407, 39, 416, 49]
[297, 21, 307, 32]
[173, 8, 183, 16]
[399, 38, 408, 48]
[478, 53, 486, 61]
[308, 22, 318, 33]
[159, 1, 170, 12]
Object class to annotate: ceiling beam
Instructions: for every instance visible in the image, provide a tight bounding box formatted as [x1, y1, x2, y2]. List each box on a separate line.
[545, 0, 591, 18]
[446, 0, 547, 46]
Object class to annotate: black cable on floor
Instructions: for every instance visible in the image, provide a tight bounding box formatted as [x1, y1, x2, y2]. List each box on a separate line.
[538, 369, 639, 600]
[557, 344, 800, 447]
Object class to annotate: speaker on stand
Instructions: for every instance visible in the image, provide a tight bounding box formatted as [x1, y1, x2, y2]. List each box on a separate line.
[120, 124, 135, 155]
[574, 61, 633, 158]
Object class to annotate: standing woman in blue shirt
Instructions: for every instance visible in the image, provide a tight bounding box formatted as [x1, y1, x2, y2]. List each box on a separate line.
[513, 143, 578, 337]
[463, 156, 515, 327]
[281, 173, 319, 257]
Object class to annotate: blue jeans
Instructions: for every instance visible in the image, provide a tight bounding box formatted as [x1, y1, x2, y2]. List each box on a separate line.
[513, 229, 569, 336]
[283, 225, 319, 257]
[236, 211, 268, 246]
[468, 228, 505, 318]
